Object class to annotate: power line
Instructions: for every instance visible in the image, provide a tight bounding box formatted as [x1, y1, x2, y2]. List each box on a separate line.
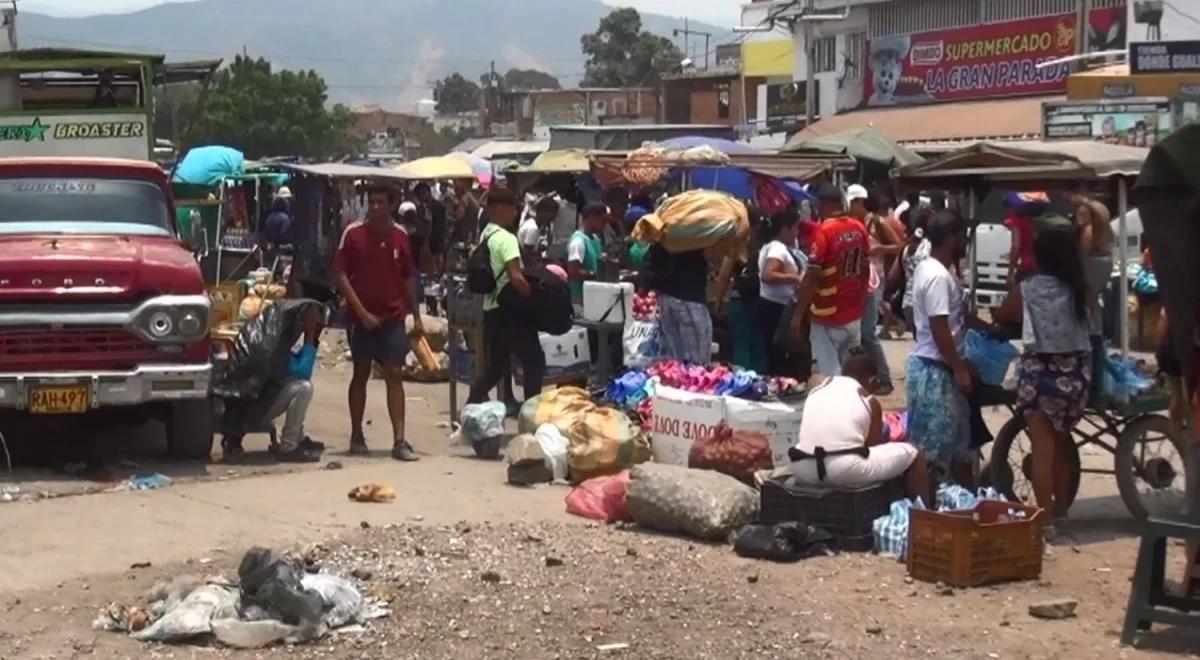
[1164, 1, 1200, 26]
[21, 33, 592, 65]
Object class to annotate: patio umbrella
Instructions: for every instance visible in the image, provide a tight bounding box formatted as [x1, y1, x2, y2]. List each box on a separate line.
[446, 151, 493, 185]
[783, 126, 923, 167]
[393, 155, 476, 180]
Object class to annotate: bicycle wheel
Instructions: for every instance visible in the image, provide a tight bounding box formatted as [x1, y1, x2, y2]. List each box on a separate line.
[1115, 415, 1188, 520]
[989, 415, 1082, 509]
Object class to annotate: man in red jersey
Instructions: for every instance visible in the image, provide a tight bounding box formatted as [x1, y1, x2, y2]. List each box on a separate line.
[795, 183, 871, 376]
[334, 186, 424, 462]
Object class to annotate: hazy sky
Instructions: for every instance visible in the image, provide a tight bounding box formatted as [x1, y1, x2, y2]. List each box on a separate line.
[23, 0, 741, 26]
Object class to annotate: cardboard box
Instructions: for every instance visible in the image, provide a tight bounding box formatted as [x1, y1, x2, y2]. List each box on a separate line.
[651, 385, 804, 467]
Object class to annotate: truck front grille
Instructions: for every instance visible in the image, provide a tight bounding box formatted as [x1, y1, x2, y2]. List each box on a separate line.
[0, 327, 147, 356]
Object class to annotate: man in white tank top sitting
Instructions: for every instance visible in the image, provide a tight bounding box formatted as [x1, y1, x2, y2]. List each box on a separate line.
[766, 348, 931, 503]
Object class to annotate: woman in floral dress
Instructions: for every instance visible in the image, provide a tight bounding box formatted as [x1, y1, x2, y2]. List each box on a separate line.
[993, 228, 1092, 525]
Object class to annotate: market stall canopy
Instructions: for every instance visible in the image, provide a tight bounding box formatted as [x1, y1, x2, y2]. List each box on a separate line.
[656, 136, 761, 156]
[1133, 123, 1200, 391]
[155, 59, 223, 85]
[892, 139, 1147, 189]
[789, 96, 1051, 145]
[519, 149, 593, 173]
[277, 161, 414, 182]
[783, 126, 923, 167]
[470, 140, 549, 160]
[590, 152, 850, 182]
[393, 155, 476, 180]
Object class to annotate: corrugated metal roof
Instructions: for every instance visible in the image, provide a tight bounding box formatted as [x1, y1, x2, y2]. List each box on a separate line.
[791, 96, 1060, 145]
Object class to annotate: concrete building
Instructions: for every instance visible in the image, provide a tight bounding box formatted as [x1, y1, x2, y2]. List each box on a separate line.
[495, 88, 659, 140]
[660, 65, 764, 132]
[740, 0, 1188, 144]
[351, 106, 426, 160]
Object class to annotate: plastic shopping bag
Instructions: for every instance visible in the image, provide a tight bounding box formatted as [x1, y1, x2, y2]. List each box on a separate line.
[565, 470, 633, 522]
[872, 497, 925, 559]
[964, 329, 1019, 386]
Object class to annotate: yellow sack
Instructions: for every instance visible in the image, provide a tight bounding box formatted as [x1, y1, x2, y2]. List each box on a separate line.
[518, 387, 650, 482]
[518, 387, 594, 433]
[565, 407, 651, 483]
[632, 190, 750, 260]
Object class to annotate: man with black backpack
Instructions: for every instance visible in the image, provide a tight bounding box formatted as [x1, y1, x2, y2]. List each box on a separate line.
[466, 187, 545, 409]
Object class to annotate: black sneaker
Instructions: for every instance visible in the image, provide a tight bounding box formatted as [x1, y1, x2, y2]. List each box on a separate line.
[349, 436, 370, 455]
[301, 436, 326, 451]
[275, 445, 322, 463]
[221, 437, 245, 460]
[391, 441, 419, 462]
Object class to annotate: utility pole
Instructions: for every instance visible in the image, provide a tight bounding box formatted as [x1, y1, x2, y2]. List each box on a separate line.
[804, 0, 816, 126]
[674, 19, 714, 68]
[1073, 0, 1091, 72]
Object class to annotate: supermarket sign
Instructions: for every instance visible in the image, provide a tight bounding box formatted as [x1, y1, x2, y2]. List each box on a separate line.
[0, 113, 150, 159]
[865, 6, 1126, 106]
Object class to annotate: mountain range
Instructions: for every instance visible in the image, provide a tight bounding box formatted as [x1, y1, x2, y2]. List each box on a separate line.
[18, 0, 729, 109]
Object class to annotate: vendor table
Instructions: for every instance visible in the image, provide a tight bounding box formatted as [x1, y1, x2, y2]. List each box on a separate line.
[574, 318, 625, 388]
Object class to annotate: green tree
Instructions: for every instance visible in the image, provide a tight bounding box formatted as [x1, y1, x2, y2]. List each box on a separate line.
[434, 73, 481, 114]
[185, 56, 357, 158]
[581, 8, 682, 87]
[503, 68, 561, 91]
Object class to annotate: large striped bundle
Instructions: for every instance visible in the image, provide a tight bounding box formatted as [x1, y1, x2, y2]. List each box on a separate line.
[632, 190, 750, 259]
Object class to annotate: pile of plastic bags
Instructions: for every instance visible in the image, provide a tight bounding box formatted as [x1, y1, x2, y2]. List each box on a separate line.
[646, 361, 768, 399]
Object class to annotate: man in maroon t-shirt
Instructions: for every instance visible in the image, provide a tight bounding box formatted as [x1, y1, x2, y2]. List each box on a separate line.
[334, 187, 424, 461]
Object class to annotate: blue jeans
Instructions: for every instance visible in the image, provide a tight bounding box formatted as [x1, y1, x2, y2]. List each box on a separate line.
[861, 287, 893, 385]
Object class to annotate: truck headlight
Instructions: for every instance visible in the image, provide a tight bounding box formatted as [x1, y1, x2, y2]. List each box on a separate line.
[130, 296, 210, 344]
[147, 310, 174, 338]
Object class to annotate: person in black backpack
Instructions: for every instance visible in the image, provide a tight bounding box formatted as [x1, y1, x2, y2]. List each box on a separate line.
[467, 187, 545, 413]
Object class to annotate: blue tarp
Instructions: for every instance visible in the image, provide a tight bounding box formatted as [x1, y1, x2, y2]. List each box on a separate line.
[172, 146, 246, 186]
[687, 167, 812, 205]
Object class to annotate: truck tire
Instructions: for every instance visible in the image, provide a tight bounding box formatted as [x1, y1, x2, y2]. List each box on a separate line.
[167, 399, 215, 460]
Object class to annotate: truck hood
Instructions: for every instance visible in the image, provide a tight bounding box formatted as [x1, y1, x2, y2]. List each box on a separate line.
[0, 235, 203, 301]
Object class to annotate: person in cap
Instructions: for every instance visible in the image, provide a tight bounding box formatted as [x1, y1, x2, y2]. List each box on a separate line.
[848, 185, 899, 395]
[793, 182, 871, 376]
[467, 187, 544, 409]
[334, 185, 424, 462]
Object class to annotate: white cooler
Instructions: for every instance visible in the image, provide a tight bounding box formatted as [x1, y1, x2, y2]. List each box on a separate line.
[582, 281, 634, 324]
[513, 325, 591, 384]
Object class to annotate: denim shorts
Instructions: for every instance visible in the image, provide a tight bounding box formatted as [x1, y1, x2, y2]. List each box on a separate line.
[348, 319, 410, 366]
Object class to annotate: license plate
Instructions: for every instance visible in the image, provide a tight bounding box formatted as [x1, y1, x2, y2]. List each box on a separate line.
[28, 385, 90, 414]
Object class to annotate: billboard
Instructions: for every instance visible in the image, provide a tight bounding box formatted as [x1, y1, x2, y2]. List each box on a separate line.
[1042, 98, 1173, 146]
[1130, 40, 1200, 75]
[0, 113, 149, 159]
[865, 6, 1126, 107]
[765, 82, 818, 131]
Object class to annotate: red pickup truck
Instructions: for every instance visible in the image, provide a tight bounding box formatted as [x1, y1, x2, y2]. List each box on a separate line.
[0, 157, 213, 458]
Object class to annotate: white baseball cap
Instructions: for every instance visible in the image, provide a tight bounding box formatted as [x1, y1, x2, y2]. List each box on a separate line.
[846, 184, 869, 201]
[398, 201, 417, 215]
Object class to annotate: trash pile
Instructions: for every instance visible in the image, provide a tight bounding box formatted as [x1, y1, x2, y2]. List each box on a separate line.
[93, 547, 389, 649]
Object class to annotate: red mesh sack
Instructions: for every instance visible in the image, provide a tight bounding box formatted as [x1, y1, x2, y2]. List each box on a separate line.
[688, 423, 773, 484]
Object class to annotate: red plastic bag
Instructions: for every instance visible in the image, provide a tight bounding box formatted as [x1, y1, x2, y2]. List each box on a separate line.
[565, 470, 633, 522]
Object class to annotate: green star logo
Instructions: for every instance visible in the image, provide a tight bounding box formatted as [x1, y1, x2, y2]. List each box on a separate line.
[0, 118, 52, 142]
[25, 118, 48, 141]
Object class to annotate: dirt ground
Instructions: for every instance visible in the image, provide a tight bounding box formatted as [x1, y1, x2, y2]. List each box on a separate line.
[0, 337, 1196, 658]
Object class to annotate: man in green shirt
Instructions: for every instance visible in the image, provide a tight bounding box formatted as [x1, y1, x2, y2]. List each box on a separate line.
[567, 202, 606, 305]
[467, 187, 544, 406]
